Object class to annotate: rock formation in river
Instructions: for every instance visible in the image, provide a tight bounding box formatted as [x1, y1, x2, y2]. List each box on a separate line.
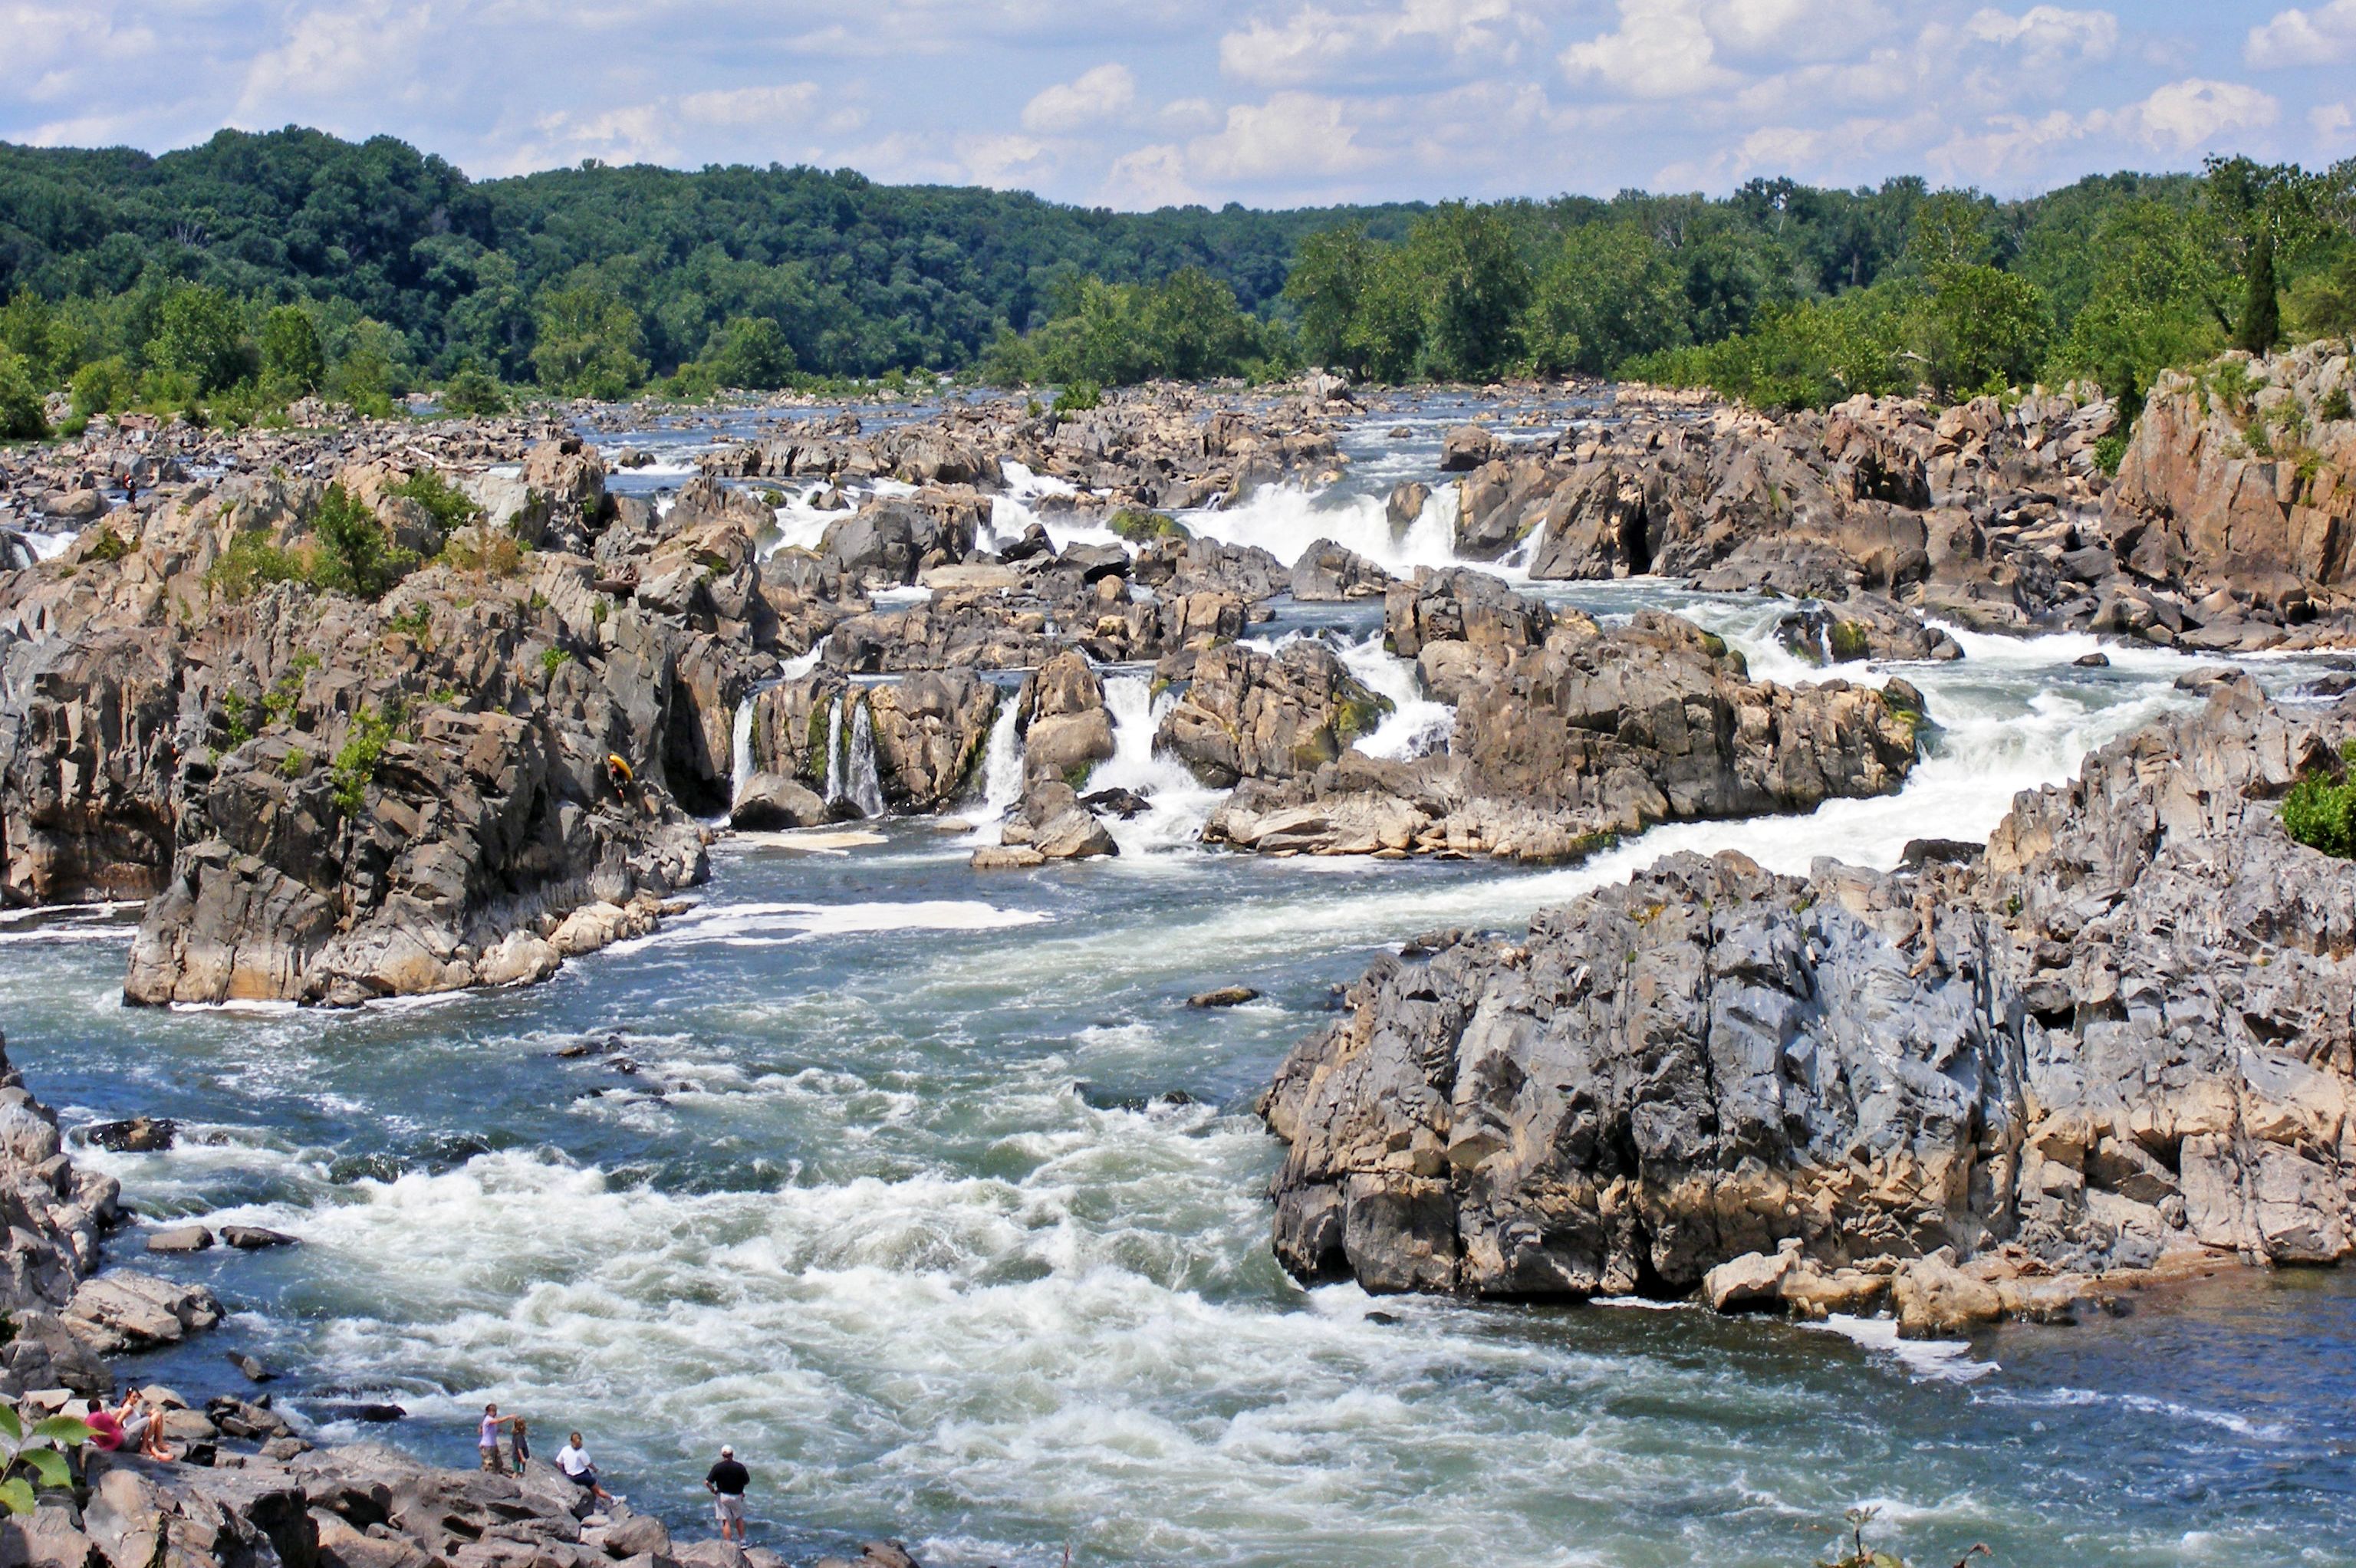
[0, 437, 819, 1004]
[1199, 573, 1923, 860]
[1260, 677, 2356, 1331]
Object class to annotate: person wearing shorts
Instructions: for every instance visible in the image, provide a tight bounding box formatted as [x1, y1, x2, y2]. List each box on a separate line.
[705, 1445, 749, 1541]
[556, 1432, 614, 1507]
[479, 1404, 518, 1473]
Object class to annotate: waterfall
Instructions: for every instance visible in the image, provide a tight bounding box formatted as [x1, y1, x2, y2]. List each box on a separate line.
[822, 696, 844, 804]
[780, 636, 829, 679]
[979, 692, 1024, 821]
[846, 700, 885, 819]
[1084, 675, 1228, 854]
[729, 695, 757, 804]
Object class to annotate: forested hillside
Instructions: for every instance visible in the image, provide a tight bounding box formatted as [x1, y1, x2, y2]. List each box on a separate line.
[0, 126, 2351, 443]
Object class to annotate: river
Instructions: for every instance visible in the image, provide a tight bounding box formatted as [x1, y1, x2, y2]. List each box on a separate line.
[5, 396, 2353, 1567]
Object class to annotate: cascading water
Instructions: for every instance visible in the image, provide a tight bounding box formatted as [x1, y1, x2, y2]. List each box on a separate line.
[12, 399, 2354, 1568]
[822, 696, 844, 804]
[729, 694, 758, 805]
[846, 700, 885, 819]
[1082, 674, 1229, 854]
[1337, 633, 1456, 761]
[972, 691, 1025, 837]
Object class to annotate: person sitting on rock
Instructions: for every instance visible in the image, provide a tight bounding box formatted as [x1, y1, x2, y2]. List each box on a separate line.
[556, 1430, 615, 1508]
[479, 1403, 520, 1473]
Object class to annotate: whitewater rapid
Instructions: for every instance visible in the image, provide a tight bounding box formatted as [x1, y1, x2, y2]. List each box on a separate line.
[5, 407, 2348, 1567]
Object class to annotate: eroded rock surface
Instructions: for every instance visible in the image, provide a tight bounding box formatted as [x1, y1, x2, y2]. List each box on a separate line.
[1262, 679, 2356, 1320]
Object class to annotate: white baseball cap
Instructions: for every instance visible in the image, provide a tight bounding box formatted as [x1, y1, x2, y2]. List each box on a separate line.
[720, 1445, 734, 1457]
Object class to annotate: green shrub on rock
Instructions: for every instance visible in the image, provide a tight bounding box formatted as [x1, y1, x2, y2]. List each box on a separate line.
[2282, 741, 2356, 858]
[0, 349, 47, 440]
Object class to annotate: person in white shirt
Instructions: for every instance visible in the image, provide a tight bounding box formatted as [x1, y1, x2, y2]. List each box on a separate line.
[555, 1432, 614, 1507]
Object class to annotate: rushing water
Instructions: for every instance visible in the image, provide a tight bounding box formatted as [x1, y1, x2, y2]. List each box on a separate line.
[6, 402, 2356, 1567]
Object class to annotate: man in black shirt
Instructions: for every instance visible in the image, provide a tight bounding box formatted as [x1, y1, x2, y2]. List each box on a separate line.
[705, 1445, 750, 1543]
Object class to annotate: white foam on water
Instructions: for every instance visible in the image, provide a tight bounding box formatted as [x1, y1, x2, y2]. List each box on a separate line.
[1809, 1315, 1997, 1382]
[779, 638, 828, 679]
[1175, 480, 1464, 580]
[624, 899, 1048, 951]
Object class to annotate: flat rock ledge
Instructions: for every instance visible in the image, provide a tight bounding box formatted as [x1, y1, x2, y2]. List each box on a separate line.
[1261, 677, 2356, 1336]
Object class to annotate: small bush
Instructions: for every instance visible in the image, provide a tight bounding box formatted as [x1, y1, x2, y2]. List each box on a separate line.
[2093, 429, 2129, 475]
[331, 707, 397, 816]
[2282, 743, 2356, 858]
[539, 646, 571, 682]
[219, 691, 254, 745]
[1052, 380, 1101, 413]
[437, 526, 525, 576]
[280, 748, 311, 779]
[311, 483, 417, 600]
[206, 531, 305, 600]
[1110, 508, 1187, 543]
[390, 468, 483, 533]
[85, 528, 130, 564]
[2324, 387, 2354, 423]
[439, 368, 508, 417]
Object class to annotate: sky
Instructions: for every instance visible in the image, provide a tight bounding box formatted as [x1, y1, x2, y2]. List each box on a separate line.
[5, 1, 2354, 209]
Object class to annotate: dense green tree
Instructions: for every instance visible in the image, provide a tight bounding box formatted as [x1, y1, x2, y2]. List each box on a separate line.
[1909, 265, 2048, 398]
[696, 314, 795, 389]
[149, 283, 248, 391]
[531, 278, 647, 398]
[1522, 223, 1688, 375]
[1284, 224, 1379, 374]
[1406, 202, 1528, 381]
[0, 347, 46, 438]
[258, 304, 325, 396]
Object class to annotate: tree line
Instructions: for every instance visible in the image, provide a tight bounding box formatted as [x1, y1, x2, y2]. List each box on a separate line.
[1, 126, 2351, 444]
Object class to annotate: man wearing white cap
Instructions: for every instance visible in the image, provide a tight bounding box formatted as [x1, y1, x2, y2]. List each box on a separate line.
[705, 1445, 750, 1542]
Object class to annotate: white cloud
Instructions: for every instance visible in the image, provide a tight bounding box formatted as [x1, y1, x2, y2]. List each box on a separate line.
[2131, 77, 2279, 151]
[2313, 100, 2354, 140]
[1963, 6, 2118, 67]
[1101, 143, 1202, 208]
[1185, 91, 1368, 181]
[1701, 0, 1894, 64]
[232, 1, 437, 124]
[1559, 0, 1742, 100]
[1219, 0, 1532, 88]
[1021, 64, 1137, 133]
[959, 132, 1055, 187]
[2245, 0, 2356, 70]
[678, 84, 825, 127]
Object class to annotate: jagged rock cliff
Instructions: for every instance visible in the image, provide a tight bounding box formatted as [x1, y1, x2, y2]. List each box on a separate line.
[1261, 679, 2356, 1317]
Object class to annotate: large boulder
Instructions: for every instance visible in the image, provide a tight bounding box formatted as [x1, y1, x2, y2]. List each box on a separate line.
[1154, 641, 1391, 788]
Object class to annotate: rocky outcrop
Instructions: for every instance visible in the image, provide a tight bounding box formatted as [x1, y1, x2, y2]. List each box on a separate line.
[0, 440, 822, 1004]
[1290, 540, 1394, 602]
[745, 669, 997, 817]
[1261, 679, 2356, 1324]
[1154, 641, 1391, 789]
[1772, 592, 1963, 665]
[1207, 603, 1920, 861]
[2108, 344, 2356, 620]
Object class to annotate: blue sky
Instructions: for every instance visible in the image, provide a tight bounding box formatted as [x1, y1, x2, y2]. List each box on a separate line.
[5, 2, 2351, 207]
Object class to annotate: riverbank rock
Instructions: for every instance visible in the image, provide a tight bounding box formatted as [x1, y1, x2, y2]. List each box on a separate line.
[1259, 679, 2356, 1323]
